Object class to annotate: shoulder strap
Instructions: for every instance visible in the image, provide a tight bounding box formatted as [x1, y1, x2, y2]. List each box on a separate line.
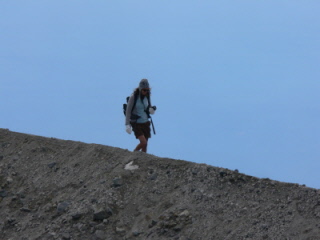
[131, 92, 139, 114]
[146, 95, 151, 108]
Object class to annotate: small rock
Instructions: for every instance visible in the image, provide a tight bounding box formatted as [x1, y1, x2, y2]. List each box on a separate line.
[103, 219, 109, 224]
[7, 218, 16, 225]
[48, 162, 57, 168]
[93, 208, 113, 221]
[57, 201, 70, 213]
[261, 224, 269, 230]
[112, 177, 123, 188]
[61, 233, 71, 240]
[75, 223, 85, 232]
[71, 213, 82, 220]
[179, 210, 190, 217]
[116, 227, 126, 234]
[17, 192, 26, 199]
[93, 211, 107, 221]
[20, 208, 31, 212]
[6, 177, 13, 183]
[95, 230, 105, 239]
[173, 224, 182, 232]
[149, 220, 157, 228]
[0, 190, 7, 198]
[133, 231, 141, 236]
[149, 173, 158, 180]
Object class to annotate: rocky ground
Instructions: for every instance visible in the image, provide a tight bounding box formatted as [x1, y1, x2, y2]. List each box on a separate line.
[1, 128, 320, 240]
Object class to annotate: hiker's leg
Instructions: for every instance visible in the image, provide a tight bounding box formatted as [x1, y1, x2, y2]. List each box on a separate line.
[134, 135, 148, 152]
[144, 137, 149, 152]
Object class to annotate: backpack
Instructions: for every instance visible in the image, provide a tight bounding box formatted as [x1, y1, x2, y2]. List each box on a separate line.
[123, 93, 138, 117]
[122, 96, 131, 116]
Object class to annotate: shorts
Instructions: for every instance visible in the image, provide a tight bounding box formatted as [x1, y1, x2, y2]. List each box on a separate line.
[131, 121, 151, 139]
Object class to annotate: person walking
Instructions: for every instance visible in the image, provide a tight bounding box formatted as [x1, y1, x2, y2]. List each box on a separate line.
[125, 79, 156, 153]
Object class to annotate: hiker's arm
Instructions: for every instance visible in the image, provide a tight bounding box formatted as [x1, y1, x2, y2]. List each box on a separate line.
[125, 94, 135, 125]
[147, 96, 156, 115]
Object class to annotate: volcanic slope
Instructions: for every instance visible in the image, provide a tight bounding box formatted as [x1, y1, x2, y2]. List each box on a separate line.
[1, 128, 320, 240]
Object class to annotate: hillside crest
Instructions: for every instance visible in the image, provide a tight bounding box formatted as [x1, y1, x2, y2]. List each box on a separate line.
[1, 128, 320, 239]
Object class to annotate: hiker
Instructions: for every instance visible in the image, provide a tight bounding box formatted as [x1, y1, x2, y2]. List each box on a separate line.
[125, 79, 156, 153]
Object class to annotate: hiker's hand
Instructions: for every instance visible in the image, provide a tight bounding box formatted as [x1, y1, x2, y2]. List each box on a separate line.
[126, 125, 132, 134]
[149, 106, 156, 115]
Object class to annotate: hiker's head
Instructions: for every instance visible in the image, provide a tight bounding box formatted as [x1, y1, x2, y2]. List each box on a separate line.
[139, 79, 150, 96]
[139, 79, 149, 90]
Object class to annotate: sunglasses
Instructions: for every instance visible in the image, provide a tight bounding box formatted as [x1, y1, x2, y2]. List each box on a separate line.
[142, 89, 150, 92]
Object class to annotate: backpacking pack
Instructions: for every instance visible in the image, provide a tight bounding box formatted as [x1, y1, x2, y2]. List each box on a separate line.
[122, 96, 131, 116]
[123, 93, 140, 117]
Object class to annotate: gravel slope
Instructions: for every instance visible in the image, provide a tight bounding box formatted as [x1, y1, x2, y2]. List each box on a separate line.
[1, 128, 320, 240]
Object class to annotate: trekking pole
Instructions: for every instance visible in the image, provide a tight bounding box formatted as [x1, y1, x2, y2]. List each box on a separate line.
[150, 116, 156, 135]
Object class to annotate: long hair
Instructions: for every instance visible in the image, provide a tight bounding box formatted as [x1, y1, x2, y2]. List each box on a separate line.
[133, 88, 139, 96]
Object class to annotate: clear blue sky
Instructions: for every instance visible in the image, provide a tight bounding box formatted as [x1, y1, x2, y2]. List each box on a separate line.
[1, 1, 319, 188]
